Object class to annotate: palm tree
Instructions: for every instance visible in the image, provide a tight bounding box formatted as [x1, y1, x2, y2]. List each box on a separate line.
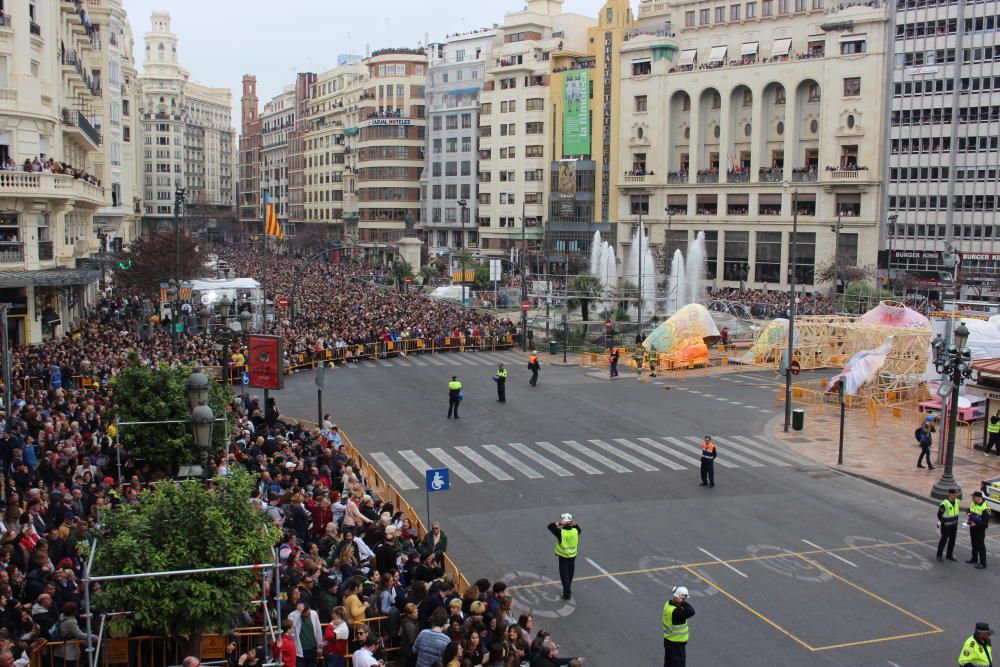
[419, 265, 439, 285]
[568, 274, 604, 322]
[389, 259, 412, 290]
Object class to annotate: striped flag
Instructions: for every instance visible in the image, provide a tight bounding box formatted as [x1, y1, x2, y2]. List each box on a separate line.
[263, 192, 283, 239]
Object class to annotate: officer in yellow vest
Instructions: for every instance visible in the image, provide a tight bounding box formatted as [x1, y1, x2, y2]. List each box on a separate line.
[937, 487, 960, 562]
[985, 412, 1000, 456]
[966, 490, 991, 569]
[447, 376, 463, 419]
[662, 585, 696, 667]
[547, 513, 580, 600]
[495, 363, 507, 403]
[957, 621, 992, 666]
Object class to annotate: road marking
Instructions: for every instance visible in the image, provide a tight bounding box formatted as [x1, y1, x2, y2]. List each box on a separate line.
[452, 355, 485, 366]
[408, 356, 428, 366]
[702, 393, 715, 398]
[438, 355, 465, 366]
[729, 401, 742, 405]
[508, 442, 573, 476]
[743, 405, 758, 410]
[697, 547, 748, 578]
[427, 448, 482, 483]
[585, 557, 632, 594]
[733, 436, 806, 464]
[801, 539, 857, 567]
[455, 446, 514, 481]
[638, 437, 702, 467]
[360, 361, 379, 368]
[535, 441, 603, 475]
[424, 356, 447, 366]
[369, 453, 418, 490]
[662, 437, 738, 468]
[562, 440, 631, 473]
[712, 436, 791, 467]
[399, 449, 435, 476]
[483, 444, 543, 479]
[613, 438, 686, 470]
[687, 390, 702, 394]
[393, 357, 411, 366]
[589, 439, 659, 471]
[376, 358, 394, 367]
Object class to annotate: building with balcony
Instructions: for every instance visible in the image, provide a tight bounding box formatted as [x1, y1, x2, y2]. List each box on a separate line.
[885, 0, 1000, 297]
[477, 0, 595, 258]
[612, 0, 890, 290]
[421, 29, 497, 258]
[138, 11, 235, 237]
[287, 71, 317, 240]
[355, 48, 428, 248]
[260, 85, 294, 237]
[302, 61, 366, 242]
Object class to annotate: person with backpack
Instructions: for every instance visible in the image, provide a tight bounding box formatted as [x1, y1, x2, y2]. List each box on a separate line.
[915, 418, 935, 470]
[50, 601, 97, 665]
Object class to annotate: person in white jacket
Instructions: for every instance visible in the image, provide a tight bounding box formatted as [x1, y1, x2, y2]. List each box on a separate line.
[287, 602, 325, 667]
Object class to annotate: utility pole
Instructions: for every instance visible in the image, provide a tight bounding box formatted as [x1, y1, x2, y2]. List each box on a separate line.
[832, 212, 842, 304]
[783, 183, 798, 432]
[0, 303, 10, 421]
[636, 212, 643, 340]
[520, 201, 528, 351]
[457, 199, 468, 306]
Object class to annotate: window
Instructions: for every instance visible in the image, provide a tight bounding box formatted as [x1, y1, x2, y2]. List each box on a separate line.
[456, 49, 466, 62]
[481, 103, 492, 115]
[763, 0, 773, 15]
[795, 0, 806, 9]
[731, 4, 741, 20]
[462, 113, 472, 128]
[686, 10, 696, 26]
[635, 95, 648, 112]
[461, 137, 472, 152]
[525, 122, 544, 134]
[843, 77, 861, 96]
[841, 37, 866, 54]
[746, 1, 757, 17]
[723, 231, 750, 281]
[433, 117, 442, 130]
[446, 138, 457, 153]
[527, 98, 545, 111]
[446, 115, 458, 130]
[789, 232, 816, 284]
[700, 8, 711, 23]
[632, 61, 652, 75]
[716, 6, 726, 22]
[630, 195, 650, 215]
[754, 232, 782, 283]
[526, 145, 544, 157]
[779, 0, 789, 13]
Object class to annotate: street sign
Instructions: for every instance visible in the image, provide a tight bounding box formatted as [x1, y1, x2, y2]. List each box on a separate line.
[174, 323, 184, 332]
[489, 259, 502, 282]
[277, 296, 289, 309]
[241, 372, 250, 386]
[404, 276, 412, 284]
[790, 359, 801, 376]
[426, 468, 450, 492]
[521, 300, 531, 312]
[605, 318, 613, 332]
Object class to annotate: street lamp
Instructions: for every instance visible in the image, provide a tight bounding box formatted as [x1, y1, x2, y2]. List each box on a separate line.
[189, 402, 215, 479]
[782, 180, 799, 432]
[167, 280, 179, 348]
[185, 370, 210, 414]
[930, 321, 972, 500]
[457, 199, 468, 306]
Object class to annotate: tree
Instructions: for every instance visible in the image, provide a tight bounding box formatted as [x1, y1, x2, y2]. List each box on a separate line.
[814, 259, 876, 294]
[838, 281, 893, 314]
[94, 469, 279, 655]
[567, 274, 603, 322]
[419, 265, 440, 285]
[388, 258, 412, 290]
[114, 232, 207, 297]
[110, 355, 232, 469]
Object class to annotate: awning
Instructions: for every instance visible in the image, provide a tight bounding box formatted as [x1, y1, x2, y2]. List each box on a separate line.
[631, 57, 652, 64]
[0, 268, 101, 288]
[772, 38, 792, 56]
[445, 87, 481, 96]
[741, 41, 759, 56]
[807, 34, 826, 43]
[839, 33, 866, 41]
[678, 49, 697, 66]
[707, 46, 728, 63]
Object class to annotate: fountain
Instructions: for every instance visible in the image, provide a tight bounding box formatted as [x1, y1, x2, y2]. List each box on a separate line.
[667, 249, 686, 315]
[685, 231, 707, 307]
[625, 223, 657, 317]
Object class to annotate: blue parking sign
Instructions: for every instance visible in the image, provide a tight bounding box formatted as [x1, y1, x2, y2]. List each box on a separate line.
[241, 372, 250, 386]
[426, 468, 450, 492]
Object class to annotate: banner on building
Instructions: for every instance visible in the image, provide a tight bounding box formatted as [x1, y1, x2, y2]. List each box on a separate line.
[562, 70, 590, 156]
[557, 159, 577, 217]
[247, 334, 284, 390]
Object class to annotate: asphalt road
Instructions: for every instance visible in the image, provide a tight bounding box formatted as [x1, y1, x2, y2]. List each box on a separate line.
[264, 351, 996, 666]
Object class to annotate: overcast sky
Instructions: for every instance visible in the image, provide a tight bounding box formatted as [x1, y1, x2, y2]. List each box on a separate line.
[125, 0, 612, 123]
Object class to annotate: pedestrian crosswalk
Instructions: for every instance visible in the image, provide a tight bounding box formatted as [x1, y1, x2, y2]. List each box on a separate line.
[328, 350, 527, 370]
[368, 434, 806, 490]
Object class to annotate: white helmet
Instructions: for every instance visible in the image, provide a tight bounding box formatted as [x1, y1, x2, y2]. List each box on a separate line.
[560, 513, 573, 523]
[672, 586, 689, 599]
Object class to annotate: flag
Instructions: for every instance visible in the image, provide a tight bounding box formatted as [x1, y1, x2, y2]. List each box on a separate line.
[263, 193, 283, 239]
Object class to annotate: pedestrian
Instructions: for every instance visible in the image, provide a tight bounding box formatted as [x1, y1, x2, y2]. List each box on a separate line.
[916, 420, 934, 470]
[547, 513, 580, 600]
[648, 350, 658, 378]
[957, 622, 992, 666]
[528, 351, 540, 386]
[662, 585, 695, 667]
[447, 376, 463, 419]
[288, 602, 324, 667]
[608, 348, 619, 378]
[984, 411, 1000, 456]
[699, 436, 716, 488]
[495, 363, 507, 402]
[936, 488, 960, 562]
[966, 490, 991, 569]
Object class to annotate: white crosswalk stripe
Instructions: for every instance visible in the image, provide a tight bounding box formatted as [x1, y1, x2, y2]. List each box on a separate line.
[562, 440, 631, 473]
[436, 355, 465, 366]
[408, 356, 429, 367]
[589, 439, 659, 471]
[613, 438, 686, 470]
[732, 435, 807, 465]
[360, 361, 379, 368]
[535, 441, 603, 474]
[508, 442, 573, 476]
[455, 446, 514, 480]
[370, 453, 418, 490]
[661, 437, 739, 468]
[483, 444, 543, 479]
[399, 449, 435, 475]
[427, 448, 482, 483]
[376, 359, 394, 367]
[393, 358, 412, 367]
[424, 356, 447, 366]
[711, 436, 791, 467]
[681, 436, 764, 467]
[636, 437, 702, 467]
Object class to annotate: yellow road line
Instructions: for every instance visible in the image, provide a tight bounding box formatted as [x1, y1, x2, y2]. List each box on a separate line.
[811, 629, 943, 652]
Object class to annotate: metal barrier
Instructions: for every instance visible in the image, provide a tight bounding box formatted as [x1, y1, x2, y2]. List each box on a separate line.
[284, 335, 516, 374]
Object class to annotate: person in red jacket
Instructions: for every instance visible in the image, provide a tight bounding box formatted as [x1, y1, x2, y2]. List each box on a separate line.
[274, 619, 297, 667]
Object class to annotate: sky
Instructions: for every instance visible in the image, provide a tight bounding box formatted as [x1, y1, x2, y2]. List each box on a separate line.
[124, 0, 612, 123]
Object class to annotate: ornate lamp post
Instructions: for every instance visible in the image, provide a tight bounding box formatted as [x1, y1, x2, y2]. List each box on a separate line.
[930, 321, 973, 500]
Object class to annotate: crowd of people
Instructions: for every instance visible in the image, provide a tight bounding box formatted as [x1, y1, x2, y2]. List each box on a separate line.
[0, 156, 103, 188]
[706, 287, 937, 318]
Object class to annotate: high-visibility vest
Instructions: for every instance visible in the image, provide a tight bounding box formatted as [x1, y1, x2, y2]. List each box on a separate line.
[448, 381, 462, 391]
[969, 501, 989, 525]
[939, 498, 960, 525]
[662, 602, 690, 643]
[554, 526, 578, 558]
[529, 355, 538, 365]
[957, 635, 992, 666]
[497, 369, 508, 379]
[988, 419, 1000, 434]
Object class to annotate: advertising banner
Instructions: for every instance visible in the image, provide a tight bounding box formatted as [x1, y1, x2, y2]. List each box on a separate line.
[557, 160, 577, 217]
[247, 334, 284, 390]
[562, 70, 590, 156]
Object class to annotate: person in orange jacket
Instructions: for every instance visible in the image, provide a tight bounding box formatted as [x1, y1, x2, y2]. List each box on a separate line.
[274, 619, 297, 667]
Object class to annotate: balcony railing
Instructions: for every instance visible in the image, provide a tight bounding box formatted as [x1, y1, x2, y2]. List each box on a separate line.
[726, 171, 750, 183]
[0, 243, 24, 263]
[759, 169, 784, 182]
[29, 22, 41, 36]
[792, 170, 818, 182]
[62, 108, 102, 146]
[826, 169, 864, 180]
[696, 173, 719, 183]
[0, 172, 104, 202]
[667, 172, 688, 184]
[623, 174, 651, 185]
[0, 15, 11, 27]
[37, 241, 54, 261]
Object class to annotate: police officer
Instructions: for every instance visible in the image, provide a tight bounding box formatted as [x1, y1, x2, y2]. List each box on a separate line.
[528, 351, 540, 386]
[957, 622, 992, 666]
[447, 375, 463, 419]
[662, 585, 695, 667]
[699, 435, 717, 488]
[608, 348, 620, 378]
[547, 513, 580, 600]
[967, 490, 991, 569]
[495, 363, 507, 403]
[936, 487, 960, 562]
[984, 411, 1000, 456]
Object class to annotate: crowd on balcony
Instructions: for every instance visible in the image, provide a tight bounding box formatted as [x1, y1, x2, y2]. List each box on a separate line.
[825, 162, 868, 172]
[708, 287, 936, 317]
[367, 109, 404, 120]
[624, 168, 654, 177]
[1, 157, 103, 188]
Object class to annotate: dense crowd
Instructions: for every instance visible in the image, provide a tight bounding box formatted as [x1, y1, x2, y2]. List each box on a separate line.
[707, 287, 937, 318]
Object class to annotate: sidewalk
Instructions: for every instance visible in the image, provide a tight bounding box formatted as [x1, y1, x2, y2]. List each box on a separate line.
[771, 408, 1000, 500]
